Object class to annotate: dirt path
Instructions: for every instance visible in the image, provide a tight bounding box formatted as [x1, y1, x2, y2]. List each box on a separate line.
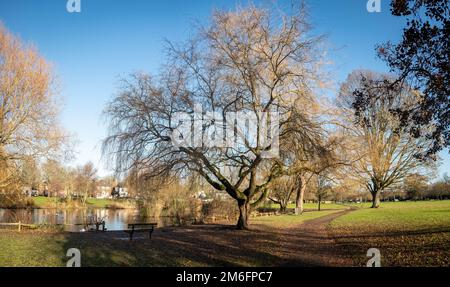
[271, 209, 355, 266]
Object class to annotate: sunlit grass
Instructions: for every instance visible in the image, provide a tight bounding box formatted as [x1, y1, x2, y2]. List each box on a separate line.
[262, 202, 348, 211]
[31, 196, 134, 209]
[0, 231, 64, 267]
[331, 200, 450, 233]
[252, 209, 342, 229]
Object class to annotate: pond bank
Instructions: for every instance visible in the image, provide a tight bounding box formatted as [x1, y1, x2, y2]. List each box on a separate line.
[0, 196, 136, 209]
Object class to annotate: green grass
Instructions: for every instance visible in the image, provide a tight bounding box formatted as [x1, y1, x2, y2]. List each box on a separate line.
[31, 196, 135, 209]
[331, 200, 450, 232]
[0, 231, 138, 267]
[329, 200, 450, 266]
[32, 196, 59, 208]
[0, 231, 65, 267]
[252, 209, 342, 229]
[262, 202, 348, 211]
[85, 198, 117, 208]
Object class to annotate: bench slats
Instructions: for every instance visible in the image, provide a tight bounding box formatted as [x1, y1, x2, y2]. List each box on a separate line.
[125, 223, 157, 241]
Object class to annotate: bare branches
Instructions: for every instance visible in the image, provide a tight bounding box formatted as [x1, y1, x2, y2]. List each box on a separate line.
[0, 24, 69, 190]
[102, 4, 325, 229]
[337, 70, 436, 207]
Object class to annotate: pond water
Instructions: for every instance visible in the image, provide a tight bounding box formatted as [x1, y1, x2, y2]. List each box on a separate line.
[0, 208, 179, 232]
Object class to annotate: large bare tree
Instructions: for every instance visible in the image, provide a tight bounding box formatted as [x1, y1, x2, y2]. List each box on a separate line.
[0, 24, 68, 193]
[103, 5, 325, 229]
[338, 70, 436, 208]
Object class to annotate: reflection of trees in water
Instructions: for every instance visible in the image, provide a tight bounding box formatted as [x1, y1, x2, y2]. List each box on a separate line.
[0, 208, 183, 230]
[3, 209, 33, 224]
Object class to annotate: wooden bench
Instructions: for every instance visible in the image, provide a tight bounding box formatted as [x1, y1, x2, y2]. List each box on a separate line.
[124, 223, 157, 241]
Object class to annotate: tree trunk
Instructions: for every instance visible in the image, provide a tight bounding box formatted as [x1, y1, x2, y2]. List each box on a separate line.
[294, 176, 306, 215]
[236, 200, 250, 230]
[318, 199, 321, 211]
[279, 203, 287, 213]
[371, 191, 380, 208]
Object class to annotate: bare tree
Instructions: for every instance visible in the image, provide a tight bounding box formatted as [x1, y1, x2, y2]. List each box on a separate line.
[42, 159, 68, 197]
[403, 173, 428, 201]
[268, 176, 295, 213]
[284, 124, 347, 214]
[0, 24, 68, 193]
[103, 5, 325, 229]
[75, 162, 97, 203]
[311, 174, 332, 211]
[20, 156, 41, 191]
[338, 70, 435, 208]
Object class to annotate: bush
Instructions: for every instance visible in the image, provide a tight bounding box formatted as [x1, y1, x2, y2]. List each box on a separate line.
[0, 194, 35, 209]
[201, 197, 238, 222]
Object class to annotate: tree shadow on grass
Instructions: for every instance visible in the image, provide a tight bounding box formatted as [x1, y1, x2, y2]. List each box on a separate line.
[331, 228, 450, 267]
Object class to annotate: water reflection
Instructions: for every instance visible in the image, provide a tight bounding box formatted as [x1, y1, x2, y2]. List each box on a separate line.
[0, 208, 177, 232]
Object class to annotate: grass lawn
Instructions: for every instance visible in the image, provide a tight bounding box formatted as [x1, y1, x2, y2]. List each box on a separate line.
[31, 196, 134, 209]
[0, 231, 66, 267]
[329, 200, 450, 266]
[262, 202, 348, 211]
[32, 196, 59, 208]
[252, 210, 342, 229]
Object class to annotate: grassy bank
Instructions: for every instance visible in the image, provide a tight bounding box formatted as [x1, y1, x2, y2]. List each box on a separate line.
[329, 200, 450, 266]
[30, 197, 136, 209]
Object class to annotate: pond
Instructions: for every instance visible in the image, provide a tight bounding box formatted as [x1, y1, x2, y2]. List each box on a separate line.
[0, 208, 179, 232]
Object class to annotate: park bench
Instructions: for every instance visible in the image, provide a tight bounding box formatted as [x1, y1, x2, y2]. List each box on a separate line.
[124, 223, 157, 241]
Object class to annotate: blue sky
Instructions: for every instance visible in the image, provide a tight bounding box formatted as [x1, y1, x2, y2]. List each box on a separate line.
[0, 0, 448, 178]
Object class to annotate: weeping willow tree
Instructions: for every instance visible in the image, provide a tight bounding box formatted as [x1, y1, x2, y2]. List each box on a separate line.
[103, 4, 327, 229]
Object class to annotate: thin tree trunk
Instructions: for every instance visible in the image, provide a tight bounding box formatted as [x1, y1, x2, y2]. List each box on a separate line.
[318, 199, 321, 211]
[237, 200, 250, 230]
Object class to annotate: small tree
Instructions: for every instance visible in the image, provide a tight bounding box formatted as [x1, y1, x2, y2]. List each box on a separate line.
[43, 160, 67, 197]
[311, 174, 333, 211]
[75, 162, 97, 203]
[404, 173, 428, 200]
[268, 176, 295, 213]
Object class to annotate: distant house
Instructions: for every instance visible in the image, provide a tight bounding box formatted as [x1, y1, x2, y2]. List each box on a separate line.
[111, 186, 128, 198]
[95, 186, 113, 199]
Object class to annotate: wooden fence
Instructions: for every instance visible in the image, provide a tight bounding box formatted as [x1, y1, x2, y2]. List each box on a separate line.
[0, 222, 39, 231]
[0, 222, 106, 232]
